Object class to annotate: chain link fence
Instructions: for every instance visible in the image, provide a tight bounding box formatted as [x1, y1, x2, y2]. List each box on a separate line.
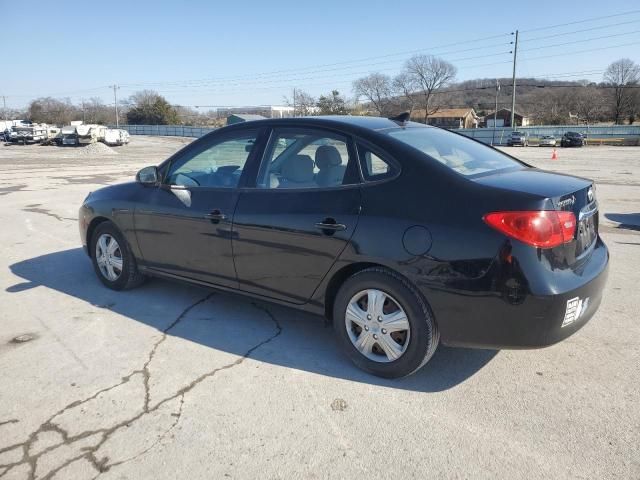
[458, 125, 640, 146]
[114, 124, 640, 145]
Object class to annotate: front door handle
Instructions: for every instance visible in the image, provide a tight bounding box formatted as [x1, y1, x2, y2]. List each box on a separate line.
[204, 209, 227, 222]
[315, 218, 347, 232]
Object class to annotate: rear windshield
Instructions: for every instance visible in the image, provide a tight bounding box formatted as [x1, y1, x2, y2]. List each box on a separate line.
[386, 127, 525, 177]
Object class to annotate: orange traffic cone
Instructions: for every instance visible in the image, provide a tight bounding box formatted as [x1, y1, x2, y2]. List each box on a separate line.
[551, 149, 558, 160]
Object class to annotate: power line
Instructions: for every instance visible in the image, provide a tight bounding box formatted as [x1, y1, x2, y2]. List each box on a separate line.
[520, 40, 640, 62]
[520, 18, 640, 42]
[520, 9, 640, 33]
[121, 46, 514, 90]
[520, 29, 640, 52]
[119, 33, 513, 88]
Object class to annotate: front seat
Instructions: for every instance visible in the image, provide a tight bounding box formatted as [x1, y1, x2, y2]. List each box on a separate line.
[315, 145, 346, 187]
[278, 154, 316, 188]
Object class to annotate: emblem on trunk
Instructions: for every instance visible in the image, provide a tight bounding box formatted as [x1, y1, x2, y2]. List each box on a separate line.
[557, 195, 576, 209]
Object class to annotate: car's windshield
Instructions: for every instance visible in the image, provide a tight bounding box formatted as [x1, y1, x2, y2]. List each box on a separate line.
[386, 127, 525, 177]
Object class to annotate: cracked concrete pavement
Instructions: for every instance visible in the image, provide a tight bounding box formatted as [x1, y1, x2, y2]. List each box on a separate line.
[0, 138, 638, 479]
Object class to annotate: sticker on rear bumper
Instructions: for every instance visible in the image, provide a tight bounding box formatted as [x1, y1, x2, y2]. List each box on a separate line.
[562, 296, 590, 327]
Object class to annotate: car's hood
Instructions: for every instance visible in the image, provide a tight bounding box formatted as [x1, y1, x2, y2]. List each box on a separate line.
[87, 181, 139, 201]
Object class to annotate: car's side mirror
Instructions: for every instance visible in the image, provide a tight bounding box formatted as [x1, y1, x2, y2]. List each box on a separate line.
[136, 166, 159, 185]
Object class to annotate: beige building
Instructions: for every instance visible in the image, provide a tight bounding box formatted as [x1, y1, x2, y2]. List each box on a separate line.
[413, 108, 479, 129]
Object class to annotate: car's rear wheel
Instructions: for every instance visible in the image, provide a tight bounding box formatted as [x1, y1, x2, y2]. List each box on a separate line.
[91, 222, 145, 290]
[333, 268, 439, 378]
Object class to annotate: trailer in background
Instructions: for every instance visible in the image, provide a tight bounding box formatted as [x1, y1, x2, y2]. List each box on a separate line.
[104, 128, 130, 146]
[8, 124, 48, 144]
[76, 124, 106, 144]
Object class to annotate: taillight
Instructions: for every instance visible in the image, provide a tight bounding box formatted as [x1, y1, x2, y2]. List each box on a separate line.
[483, 211, 576, 248]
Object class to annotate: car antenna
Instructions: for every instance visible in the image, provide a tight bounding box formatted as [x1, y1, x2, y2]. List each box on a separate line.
[389, 112, 410, 127]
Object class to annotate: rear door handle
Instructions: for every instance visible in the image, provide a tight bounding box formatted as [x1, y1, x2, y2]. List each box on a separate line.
[204, 209, 227, 221]
[315, 219, 347, 231]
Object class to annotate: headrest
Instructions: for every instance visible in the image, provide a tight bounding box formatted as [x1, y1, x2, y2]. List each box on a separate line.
[281, 155, 314, 183]
[315, 145, 342, 170]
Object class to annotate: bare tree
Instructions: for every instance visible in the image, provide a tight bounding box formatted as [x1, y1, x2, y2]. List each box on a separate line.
[404, 55, 457, 122]
[628, 86, 640, 124]
[392, 72, 419, 115]
[284, 89, 317, 116]
[27, 97, 79, 125]
[570, 87, 606, 124]
[604, 58, 640, 124]
[82, 97, 113, 124]
[352, 73, 393, 116]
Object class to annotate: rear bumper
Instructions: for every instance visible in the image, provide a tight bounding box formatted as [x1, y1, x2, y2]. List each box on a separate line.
[435, 239, 609, 349]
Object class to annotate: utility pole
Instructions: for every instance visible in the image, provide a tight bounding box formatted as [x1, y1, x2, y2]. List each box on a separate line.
[492, 79, 500, 146]
[510, 30, 519, 130]
[110, 85, 120, 127]
[2, 96, 7, 121]
[293, 88, 297, 117]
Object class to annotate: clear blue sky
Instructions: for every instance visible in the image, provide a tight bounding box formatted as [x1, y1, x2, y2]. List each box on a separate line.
[3, 0, 640, 109]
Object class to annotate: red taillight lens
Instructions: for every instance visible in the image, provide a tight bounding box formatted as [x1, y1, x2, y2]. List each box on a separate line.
[483, 211, 576, 248]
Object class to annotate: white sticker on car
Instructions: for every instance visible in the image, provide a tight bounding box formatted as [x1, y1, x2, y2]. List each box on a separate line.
[562, 296, 590, 327]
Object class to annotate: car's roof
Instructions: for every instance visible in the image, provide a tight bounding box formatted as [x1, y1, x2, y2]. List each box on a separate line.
[225, 115, 429, 132]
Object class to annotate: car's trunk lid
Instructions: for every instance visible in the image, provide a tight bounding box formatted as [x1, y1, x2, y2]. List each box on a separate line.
[474, 168, 598, 262]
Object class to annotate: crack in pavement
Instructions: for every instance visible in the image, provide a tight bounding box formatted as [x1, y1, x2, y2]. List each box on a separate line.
[21, 207, 76, 222]
[0, 293, 283, 479]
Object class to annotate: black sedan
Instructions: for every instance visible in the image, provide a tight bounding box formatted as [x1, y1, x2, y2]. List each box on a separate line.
[560, 131, 585, 147]
[79, 115, 608, 378]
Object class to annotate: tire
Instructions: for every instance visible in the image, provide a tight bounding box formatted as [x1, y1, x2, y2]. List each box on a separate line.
[91, 221, 146, 290]
[333, 268, 439, 378]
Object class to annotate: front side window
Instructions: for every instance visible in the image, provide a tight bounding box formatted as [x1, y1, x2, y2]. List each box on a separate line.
[166, 133, 258, 188]
[257, 129, 356, 189]
[387, 126, 525, 177]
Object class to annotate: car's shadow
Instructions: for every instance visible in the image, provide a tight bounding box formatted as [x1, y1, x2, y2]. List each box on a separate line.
[7, 248, 497, 392]
[604, 213, 640, 232]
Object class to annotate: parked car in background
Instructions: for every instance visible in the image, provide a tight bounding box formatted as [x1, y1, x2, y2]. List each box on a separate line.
[79, 115, 608, 378]
[539, 135, 557, 147]
[61, 125, 79, 146]
[561, 132, 584, 147]
[507, 131, 528, 146]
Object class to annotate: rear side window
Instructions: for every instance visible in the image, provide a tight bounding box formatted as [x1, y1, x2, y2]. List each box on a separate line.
[357, 144, 398, 181]
[257, 128, 358, 189]
[387, 127, 524, 177]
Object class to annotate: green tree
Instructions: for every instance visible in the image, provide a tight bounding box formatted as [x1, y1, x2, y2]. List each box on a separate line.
[316, 90, 348, 115]
[126, 90, 179, 125]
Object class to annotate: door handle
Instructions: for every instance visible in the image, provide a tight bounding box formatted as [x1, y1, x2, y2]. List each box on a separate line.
[315, 219, 347, 231]
[204, 210, 227, 221]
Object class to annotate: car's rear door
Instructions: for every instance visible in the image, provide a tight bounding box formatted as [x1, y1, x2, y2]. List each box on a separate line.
[134, 128, 266, 288]
[232, 127, 362, 304]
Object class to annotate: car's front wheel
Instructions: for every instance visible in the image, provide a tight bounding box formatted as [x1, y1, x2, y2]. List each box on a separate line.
[91, 221, 145, 290]
[333, 268, 439, 378]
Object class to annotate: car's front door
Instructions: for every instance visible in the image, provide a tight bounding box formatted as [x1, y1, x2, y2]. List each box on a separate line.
[232, 127, 362, 304]
[134, 129, 264, 287]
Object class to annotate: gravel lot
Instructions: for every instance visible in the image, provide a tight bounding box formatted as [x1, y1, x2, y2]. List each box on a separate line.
[0, 137, 638, 479]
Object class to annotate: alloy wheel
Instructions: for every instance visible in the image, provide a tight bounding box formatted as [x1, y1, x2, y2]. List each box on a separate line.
[95, 233, 123, 281]
[345, 289, 411, 363]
